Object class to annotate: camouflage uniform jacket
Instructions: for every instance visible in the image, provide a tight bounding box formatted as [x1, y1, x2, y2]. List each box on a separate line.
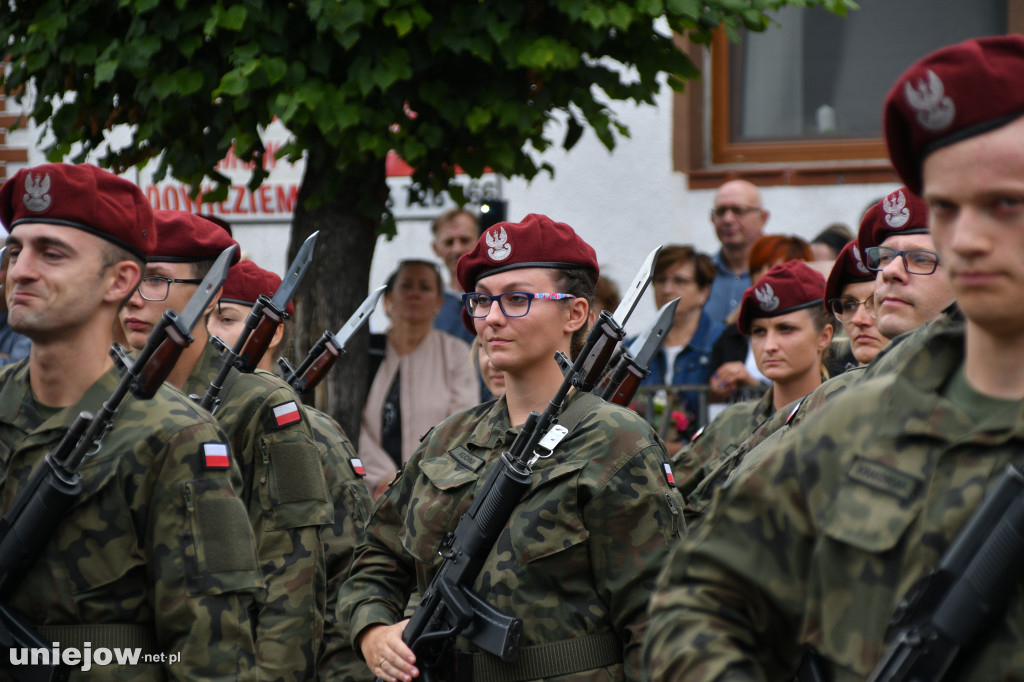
[339, 391, 685, 681]
[307, 408, 373, 682]
[181, 342, 332, 682]
[672, 387, 775, 497]
[0, 360, 263, 681]
[708, 305, 969, 512]
[644, 321, 1024, 681]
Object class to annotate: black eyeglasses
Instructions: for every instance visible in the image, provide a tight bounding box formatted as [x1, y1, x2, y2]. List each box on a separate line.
[710, 205, 762, 221]
[462, 291, 575, 318]
[829, 295, 877, 323]
[138, 275, 203, 302]
[864, 246, 940, 275]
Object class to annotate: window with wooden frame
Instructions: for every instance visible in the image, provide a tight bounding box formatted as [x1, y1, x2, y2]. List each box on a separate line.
[677, 0, 1022, 188]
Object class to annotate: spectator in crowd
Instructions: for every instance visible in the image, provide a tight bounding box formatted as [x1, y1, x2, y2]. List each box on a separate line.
[676, 260, 833, 495]
[640, 244, 725, 442]
[810, 222, 854, 261]
[708, 234, 813, 403]
[825, 240, 889, 367]
[430, 208, 479, 344]
[360, 259, 479, 496]
[703, 179, 770, 325]
[0, 247, 30, 366]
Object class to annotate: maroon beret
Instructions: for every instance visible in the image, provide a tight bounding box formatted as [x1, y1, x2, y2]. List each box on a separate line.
[220, 259, 293, 316]
[149, 210, 240, 264]
[884, 35, 1024, 194]
[825, 241, 875, 305]
[456, 213, 599, 292]
[738, 260, 825, 335]
[857, 187, 928, 251]
[0, 163, 155, 259]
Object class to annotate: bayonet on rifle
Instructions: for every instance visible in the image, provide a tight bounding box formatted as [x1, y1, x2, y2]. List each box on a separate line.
[597, 297, 678, 405]
[279, 285, 386, 393]
[200, 232, 318, 410]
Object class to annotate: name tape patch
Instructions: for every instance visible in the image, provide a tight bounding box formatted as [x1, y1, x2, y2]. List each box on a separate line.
[203, 442, 231, 470]
[449, 445, 485, 472]
[845, 456, 921, 502]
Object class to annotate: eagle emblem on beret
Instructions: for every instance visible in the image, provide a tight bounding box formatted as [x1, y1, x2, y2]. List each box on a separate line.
[755, 283, 779, 312]
[883, 190, 910, 228]
[23, 172, 52, 213]
[485, 227, 511, 262]
[904, 70, 955, 132]
[852, 245, 870, 275]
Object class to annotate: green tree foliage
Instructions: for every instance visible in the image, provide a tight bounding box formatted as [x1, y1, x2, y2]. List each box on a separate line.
[0, 0, 855, 437]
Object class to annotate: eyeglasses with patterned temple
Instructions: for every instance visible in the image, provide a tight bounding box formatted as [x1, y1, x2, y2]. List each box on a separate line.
[462, 291, 576, 318]
[829, 295, 878, 323]
[863, 246, 940, 275]
[710, 205, 762, 221]
[138, 275, 204, 302]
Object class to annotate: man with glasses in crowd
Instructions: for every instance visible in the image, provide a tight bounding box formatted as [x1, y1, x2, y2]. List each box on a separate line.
[703, 179, 770, 325]
[119, 210, 330, 682]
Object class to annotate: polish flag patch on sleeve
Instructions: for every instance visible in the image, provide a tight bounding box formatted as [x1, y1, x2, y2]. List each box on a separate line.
[663, 462, 676, 487]
[271, 401, 302, 429]
[203, 442, 231, 470]
[351, 457, 366, 477]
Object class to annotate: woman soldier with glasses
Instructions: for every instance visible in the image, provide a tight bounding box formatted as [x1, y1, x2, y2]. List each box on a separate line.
[339, 214, 683, 682]
[826, 240, 890, 367]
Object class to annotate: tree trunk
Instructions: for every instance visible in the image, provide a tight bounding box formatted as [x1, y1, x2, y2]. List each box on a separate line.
[287, 141, 388, 443]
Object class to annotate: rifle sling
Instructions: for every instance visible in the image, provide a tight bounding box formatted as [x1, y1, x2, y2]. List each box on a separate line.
[37, 623, 159, 654]
[555, 391, 603, 434]
[454, 632, 622, 682]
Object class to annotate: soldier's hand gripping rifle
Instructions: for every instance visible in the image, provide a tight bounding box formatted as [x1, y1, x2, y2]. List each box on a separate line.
[866, 459, 1024, 682]
[388, 246, 661, 682]
[198, 231, 317, 412]
[596, 297, 678, 406]
[0, 245, 235, 682]
[278, 286, 386, 394]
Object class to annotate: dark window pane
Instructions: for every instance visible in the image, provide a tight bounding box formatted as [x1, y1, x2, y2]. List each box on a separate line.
[728, 0, 1006, 143]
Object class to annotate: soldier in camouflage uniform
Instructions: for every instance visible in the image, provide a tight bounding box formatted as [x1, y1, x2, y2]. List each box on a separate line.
[0, 163, 262, 680]
[208, 258, 373, 681]
[674, 260, 832, 496]
[339, 214, 684, 682]
[118, 211, 331, 681]
[644, 35, 1024, 680]
[686, 189, 965, 517]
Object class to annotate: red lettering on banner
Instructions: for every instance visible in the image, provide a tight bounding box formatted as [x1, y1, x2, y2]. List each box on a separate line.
[276, 185, 297, 213]
[144, 182, 301, 218]
[162, 186, 180, 211]
[232, 186, 247, 214]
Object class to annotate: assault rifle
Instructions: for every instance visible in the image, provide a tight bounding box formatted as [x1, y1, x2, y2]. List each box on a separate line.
[596, 297, 678, 406]
[0, 245, 235, 682]
[866, 460, 1024, 682]
[278, 285, 386, 394]
[198, 231, 317, 412]
[386, 247, 660, 682]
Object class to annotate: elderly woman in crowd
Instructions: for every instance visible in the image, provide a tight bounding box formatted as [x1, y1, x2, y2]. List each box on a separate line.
[360, 259, 479, 496]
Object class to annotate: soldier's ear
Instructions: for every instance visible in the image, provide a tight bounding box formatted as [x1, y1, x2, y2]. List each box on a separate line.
[563, 296, 589, 334]
[104, 260, 142, 304]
